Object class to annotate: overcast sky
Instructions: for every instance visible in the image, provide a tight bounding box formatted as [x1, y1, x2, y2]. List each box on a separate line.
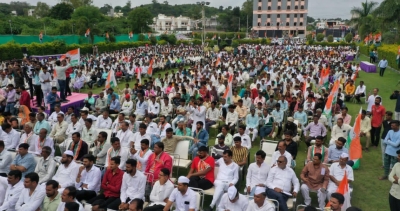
[4, 0, 384, 19]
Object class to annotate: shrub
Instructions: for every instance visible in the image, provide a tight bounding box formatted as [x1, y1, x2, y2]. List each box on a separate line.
[316, 33, 324, 42]
[345, 33, 353, 43]
[327, 35, 334, 42]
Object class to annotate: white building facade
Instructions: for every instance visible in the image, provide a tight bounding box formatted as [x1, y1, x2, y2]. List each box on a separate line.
[151, 14, 192, 33]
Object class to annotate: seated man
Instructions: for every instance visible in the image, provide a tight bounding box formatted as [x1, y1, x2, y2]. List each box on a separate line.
[163, 176, 198, 211]
[235, 99, 248, 120]
[49, 113, 68, 147]
[35, 146, 56, 185]
[234, 125, 252, 150]
[205, 150, 239, 211]
[344, 80, 355, 101]
[246, 150, 270, 196]
[56, 186, 85, 211]
[293, 106, 308, 129]
[335, 107, 352, 125]
[327, 153, 354, 200]
[68, 132, 89, 161]
[245, 108, 259, 143]
[145, 142, 173, 183]
[19, 122, 37, 152]
[162, 128, 194, 154]
[120, 95, 134, 116]
[171, 99, 187, 131]
[187, 146, 215, 190]
[328, 137, 349, 164]
[33, 113, 51, 135]
[215, 125, 234, 147]
[0, 170, 24, 211]
[95, 111, 113, 129]
[205, 101, 220, 132]
[144, 168, 174, 211]
[212, 135, 230, 161]
[230, 136, 248, 167]
[270, 141, 292, 168]
[304, 115, 327, 147]
[81, 119, 98, 147]
[65, 114, 83, 141]
[160, 97, 173, 123]
[0, 140, 12, 177]
[10, 143, 37, 178]
[217, 186, 248, 211]
[189, 121, 209, 158]
[116, 122, 134, 148]
[329, 118, 352, 146]
[300, 153, 330, 210]
[42, 180, 62, 211]
[225, 105, 239, 135]
[105, 137, 129, 171]
[32, 128, 55, 156]
[1, 123, 21, 149]
[93, 131, 111, 166]
[147, 95, 160, 119]
[247, 187, 276, 210]
[259, 109, 275, 141]
[75, 155, 102, 202]
[130, 139, 153, 172]
[266, 155, 299, 211]
[52, 150, 80, 190]
[15, 172, 46, 211]
[306, 136, 329, 164]
[48, 105, 64, 127]
[86, 157, 124, 210]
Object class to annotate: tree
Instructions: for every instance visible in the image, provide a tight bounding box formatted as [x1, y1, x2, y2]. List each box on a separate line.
[0, 3, 11, 15]
[307, 16, 315, 23]
[121, 1, 132, 16]
[99, 4, 112, 14]
[374, 0, 400, 41]
[327, 35, 334, 42]
[71, 6, 105, 23]
[316, 33, 324, 42]
[127, 7, 153, 34]
[350, 1, 378, 37]
[10, 1, 31, 16]
[219, 6, 224, 11]
[35, 2, 50, 18]
[345, 32, 353, 43]
[62, 0, 93, 8]
[48, 3, 74, 20]
[163, 1, 168, 5]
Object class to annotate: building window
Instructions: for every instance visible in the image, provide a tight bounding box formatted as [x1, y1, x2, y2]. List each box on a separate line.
[259, 0, 262, 2]
[286, 14, 290, 18]
[258, 6, 261, 10]
[267, 22, 270, 26]
[267, 14, 271, 18]
[294, 14, 298, 17]
[301, 5, 304, 9]
[286, 22, 289, 26]
[277, 6, 281, 10]
[258, 14, 261, 18]
[287, 6, 290, 10]
[300, 14, 303, 17]
[268, 0, 271, 2]
[295, 6, 298, 9]
[258, 22, 261, 26]
[300, 22, 303, 26]
[294, 22, 297, 26]
[277, 14, 280, 18]
[268, 6, 271, 10]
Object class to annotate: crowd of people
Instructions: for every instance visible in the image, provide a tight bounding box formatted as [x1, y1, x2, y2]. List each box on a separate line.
[0, 43, 397, 211]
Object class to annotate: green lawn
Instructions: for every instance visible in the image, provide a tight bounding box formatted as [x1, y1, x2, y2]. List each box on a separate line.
[77, 55, 397, 210]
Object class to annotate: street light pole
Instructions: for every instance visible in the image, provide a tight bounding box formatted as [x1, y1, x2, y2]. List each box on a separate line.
[197, 1, 210, 46]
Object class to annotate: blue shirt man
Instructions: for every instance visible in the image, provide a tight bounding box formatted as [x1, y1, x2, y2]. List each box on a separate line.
[190, 121, 210, 158]
[10, 143, 37, 178]
[46, 87, 61, 112]
[294, 107, 308, 127]
[33, 113, 51, 135]
[245, 110, 259, 129]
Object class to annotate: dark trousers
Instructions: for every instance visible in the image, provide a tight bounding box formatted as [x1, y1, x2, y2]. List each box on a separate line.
[58, 79, 66, 101]
[266, 188, 289, 211]
[345, 95, 352, 102]
[390, 193, 400, 211]
[27, 78, 34, 98]
[188, 176, 213, 190]
[34, 85, 43, 106]
[65, 77, 71, 96]
[76, 190, 97, 202]
[380, 68, 386, 76]
[87, 193, 121, 210]
[205, 120, 216, 132]
[355, 93, 365, 103]
[144, 205, 165, 211]
[0, 173, 7, 177]
[87, 80, 96, 89]
[109, 109, 119, 114]
[371, 126, 382, 146]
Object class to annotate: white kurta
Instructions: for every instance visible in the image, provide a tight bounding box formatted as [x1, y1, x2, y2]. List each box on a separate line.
[189, 105, 206, 132]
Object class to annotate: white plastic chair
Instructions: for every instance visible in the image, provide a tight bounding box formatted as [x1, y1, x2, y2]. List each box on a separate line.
[260, 140, 279, 165]
[203, 166, 218, 196]
[173, 140, 192, 169]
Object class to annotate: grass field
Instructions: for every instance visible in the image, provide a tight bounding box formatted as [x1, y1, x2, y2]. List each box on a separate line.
[77, 54, 397, 210]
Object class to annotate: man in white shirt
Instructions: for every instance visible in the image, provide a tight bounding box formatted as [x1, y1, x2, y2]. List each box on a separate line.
[147, 96, 160, 119]
[188, 98, 207, 132]
[111, 113, 129, 134]
[130, 139, 152, 172]
[93, 131, 111, 166]
[95, 111, 112, 129]
[0, 170, 24, 211]
[19, 123, 37, 152]
[0, 140, 12, 177]
[105, 137, 129, 170]
[205, 101, 220, 132]
[135, 93, 148, 120]
[206, 149, 239, 211]
[246, 187, 276, 211]
[120, 96, 134, 116]
[15, 172, 46, 211]
[163, 176, 198, 211]
[81, 118, 98, 146]
[48, 105, 64, 126]
[64, 107, 74, 124]
[145, 168, 174, 210]
[1, 123, 21, 149]
[354, 81, 366, 103]
[56, 186, 85, 211]
[329, 118, 352, 146]
[31, 128, 55, 156]
[225, 105, 239, 135]
[233, 125, 252, 150]
[49, 113, 68, 147]
[65, 114, 83, 140]
[327, 153, 354, 200]
[118, 159, 147, 210]
[266, 155, 300, 211]
[117, 121, 134, 149]
[34, 146, 56, 185]
[131, 123, 152, 151]
[75, 154, 101, 202]
[270, 141, 293, 168]
[217, 186, 249, 211]
[246, 150, 270, 197]
[157, 115, 171, 141]
[52, 150, 80, 190]
[365, 88, 381, 112]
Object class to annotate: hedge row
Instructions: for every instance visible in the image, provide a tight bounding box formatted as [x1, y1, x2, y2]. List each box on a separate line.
[0, 41, 151, 60]
[357, 44, 400, 70]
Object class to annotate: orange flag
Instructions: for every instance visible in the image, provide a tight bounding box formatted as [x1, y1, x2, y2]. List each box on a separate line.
[147, 59, 154, 76]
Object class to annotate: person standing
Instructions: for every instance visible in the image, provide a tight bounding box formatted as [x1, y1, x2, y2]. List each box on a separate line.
[390, 90, 400, 120]
[39, 66, 52, 107]
[378, 57, 388, 77]
[33, 67, 43, 107]
[388, 149, 400, 211]
[380, 121, 400, 180]
[382, 111, 394, 167]
[54, 58, 71, 102]
[371, 97, 386, 148]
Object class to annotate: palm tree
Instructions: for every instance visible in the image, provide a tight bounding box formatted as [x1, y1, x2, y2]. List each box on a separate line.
[349, 0, 378, 37]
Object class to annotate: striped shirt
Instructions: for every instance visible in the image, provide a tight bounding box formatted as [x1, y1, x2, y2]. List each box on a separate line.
[230, 146, 248, 165]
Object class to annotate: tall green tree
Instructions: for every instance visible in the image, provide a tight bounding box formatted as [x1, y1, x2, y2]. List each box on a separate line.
[350, 1, 378, 37]
[99, 4, 112, 14]
[10, 1, 31, 16]
[127, 7, 153, 33]
[0, 3, 11, 15]
[374, 0, 400, 39]
[48, 3, 74, 20]
[35, 2, 50, 18]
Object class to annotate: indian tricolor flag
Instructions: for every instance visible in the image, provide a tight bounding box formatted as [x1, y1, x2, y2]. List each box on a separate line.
[302, 80, 308, 100]
[105, 69, 117, 89]
[223, 73, 233, 104]
[147, 59, 154, 76]
[215, 56, 221, 67]
[325, 171, 351, 210]
[346, 107, 363, 169]
[319, 67, 330, 89]
[85, 28, 90, 37]
[322, 79, 340, 127]
[65, 49, 80, 66]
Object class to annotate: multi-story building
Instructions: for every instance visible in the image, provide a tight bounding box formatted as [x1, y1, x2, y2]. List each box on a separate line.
[253, 0, 308, 38]
[151, 14, 192, 34]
